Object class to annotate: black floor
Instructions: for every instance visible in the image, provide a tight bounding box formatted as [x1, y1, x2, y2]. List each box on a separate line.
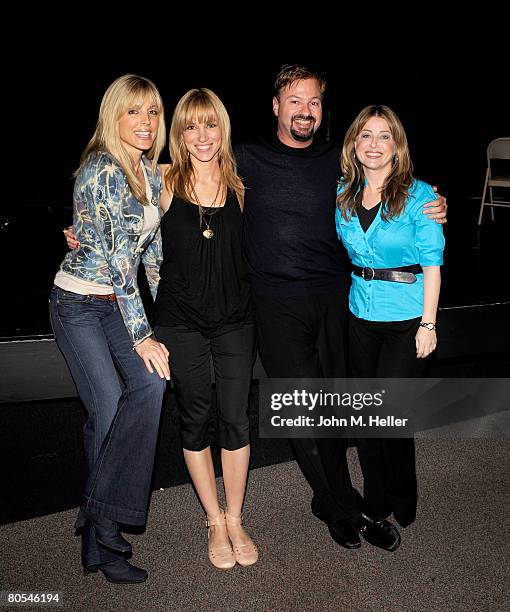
[440, 203, 509, 307]
[0, 383, 295, 525]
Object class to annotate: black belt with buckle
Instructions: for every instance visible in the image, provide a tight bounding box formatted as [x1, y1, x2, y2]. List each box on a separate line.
[352, 264, 422, 284]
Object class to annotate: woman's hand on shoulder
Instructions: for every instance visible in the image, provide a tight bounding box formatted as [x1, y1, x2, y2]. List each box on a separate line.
[135, 336, 171, 380]
[63, 226, 80, 250]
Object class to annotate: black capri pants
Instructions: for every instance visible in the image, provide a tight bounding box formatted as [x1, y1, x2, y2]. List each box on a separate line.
[155, 324, 256, 451]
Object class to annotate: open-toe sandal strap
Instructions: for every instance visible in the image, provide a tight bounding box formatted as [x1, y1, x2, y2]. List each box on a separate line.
[225, 512, 243, 526]
[206, 511, 226, 527]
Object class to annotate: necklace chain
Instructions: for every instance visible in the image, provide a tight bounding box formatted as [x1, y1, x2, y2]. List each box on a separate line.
[191, 182, 223, 239]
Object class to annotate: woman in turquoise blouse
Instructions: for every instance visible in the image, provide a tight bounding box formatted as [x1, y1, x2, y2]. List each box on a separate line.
[336, 105, 445, 545]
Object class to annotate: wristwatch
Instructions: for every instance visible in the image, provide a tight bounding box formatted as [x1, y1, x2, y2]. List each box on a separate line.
[419, 321, 436, 330]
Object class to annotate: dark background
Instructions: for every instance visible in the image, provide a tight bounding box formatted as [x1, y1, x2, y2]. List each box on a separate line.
[1, 30, 508, 337]
[1, 21, 509, 526]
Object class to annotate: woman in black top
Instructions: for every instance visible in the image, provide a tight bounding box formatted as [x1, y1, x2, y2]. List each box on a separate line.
[154, 89, 257, 569]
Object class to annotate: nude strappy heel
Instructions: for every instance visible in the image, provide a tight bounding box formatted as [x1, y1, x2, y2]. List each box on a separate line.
[225, 512, 259, 567]
[206, 511, 236, 570]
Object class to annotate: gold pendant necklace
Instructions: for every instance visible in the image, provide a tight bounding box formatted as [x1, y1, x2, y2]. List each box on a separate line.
[191, 182, 222, 239]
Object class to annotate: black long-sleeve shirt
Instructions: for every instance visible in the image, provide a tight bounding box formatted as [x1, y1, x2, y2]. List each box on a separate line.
[235, 136, 346, 297]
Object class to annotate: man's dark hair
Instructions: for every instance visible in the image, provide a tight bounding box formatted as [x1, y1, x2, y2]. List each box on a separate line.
[273, 64, 327, 99]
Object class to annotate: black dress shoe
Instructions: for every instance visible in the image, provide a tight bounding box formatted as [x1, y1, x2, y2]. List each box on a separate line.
[355, 512, 401, 552]
[85, 559, 148, 584]
[326, 519, 361, 549]
[87, 515, 132, 554]
[312, 507, 361, 549]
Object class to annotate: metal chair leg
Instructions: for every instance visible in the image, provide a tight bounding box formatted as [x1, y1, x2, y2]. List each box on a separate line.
[478, 168, 490, 225]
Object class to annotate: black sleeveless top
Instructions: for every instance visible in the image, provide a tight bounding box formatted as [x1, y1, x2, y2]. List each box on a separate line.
[153, 190, 252, 337]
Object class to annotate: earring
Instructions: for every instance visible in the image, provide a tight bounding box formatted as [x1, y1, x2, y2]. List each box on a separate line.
[393, 153, 399, 164]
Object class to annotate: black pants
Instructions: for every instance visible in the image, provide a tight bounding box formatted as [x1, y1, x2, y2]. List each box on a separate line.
[253, 291, 363, 521]
[155, 324, 256, 451]
[349, 313, 426, 527]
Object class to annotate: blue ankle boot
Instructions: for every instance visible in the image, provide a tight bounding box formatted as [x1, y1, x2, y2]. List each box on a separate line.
[85, 559, 148, 584]
[86, 515, 132, 554]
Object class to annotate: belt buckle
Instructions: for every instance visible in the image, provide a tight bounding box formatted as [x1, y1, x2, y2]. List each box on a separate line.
[362, 267, 375, 281]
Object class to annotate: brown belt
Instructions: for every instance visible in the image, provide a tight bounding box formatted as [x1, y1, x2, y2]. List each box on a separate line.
[89, 293, 117, 301]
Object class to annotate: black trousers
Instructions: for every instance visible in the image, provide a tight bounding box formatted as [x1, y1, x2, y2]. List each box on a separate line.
[349, 313, 426, 527]
[253, 291, 364, 521]
[155, 324, 256, 451]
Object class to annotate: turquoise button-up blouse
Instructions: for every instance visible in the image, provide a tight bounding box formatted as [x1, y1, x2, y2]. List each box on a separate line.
[335, 179, 445, 322]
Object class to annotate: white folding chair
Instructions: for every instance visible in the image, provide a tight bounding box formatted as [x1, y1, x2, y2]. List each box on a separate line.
[478, 137, 510, 224]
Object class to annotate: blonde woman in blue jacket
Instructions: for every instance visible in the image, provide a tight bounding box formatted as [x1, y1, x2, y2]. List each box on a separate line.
[63, 87, 259, 572]
[49, 75, 170, 584]
[336, 105, 444, 548]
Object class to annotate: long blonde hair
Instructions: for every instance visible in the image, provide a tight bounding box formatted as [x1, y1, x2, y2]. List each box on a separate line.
[77, 74, 166, 205]
[337, 105, 413, 221]
[165, 88, 243, 206]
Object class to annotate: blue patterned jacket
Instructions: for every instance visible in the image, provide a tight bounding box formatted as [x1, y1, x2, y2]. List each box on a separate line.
[58, 151, 162, 346]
